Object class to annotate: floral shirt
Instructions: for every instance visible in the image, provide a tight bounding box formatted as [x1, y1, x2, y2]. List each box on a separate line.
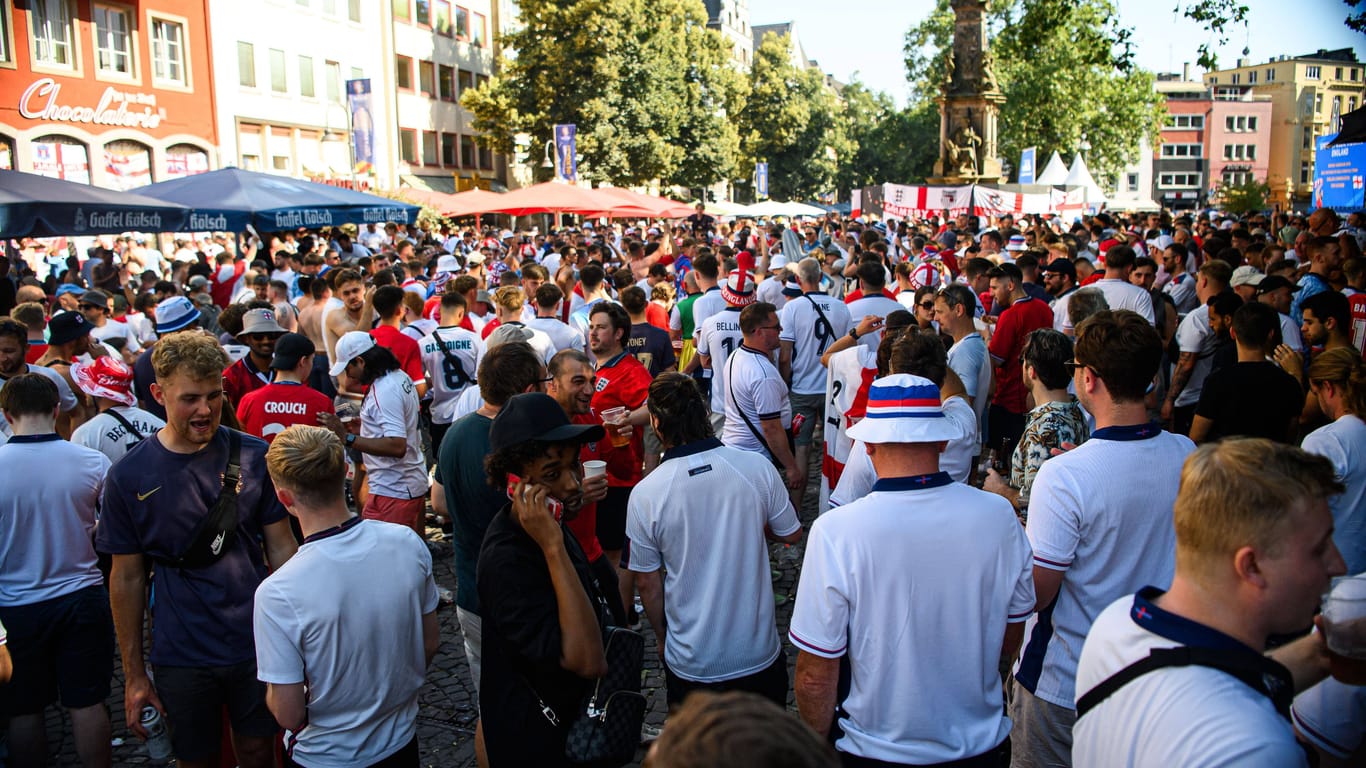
[1010, 398, 1090, 513]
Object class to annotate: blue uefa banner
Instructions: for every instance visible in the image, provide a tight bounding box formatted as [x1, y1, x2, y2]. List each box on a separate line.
[554, 124, 577, 182]
[347, 79, 374, 173]
[1018, 147, 1036, 184]
[756, 162, 768, 198]
[1315, 134, 1366, 213]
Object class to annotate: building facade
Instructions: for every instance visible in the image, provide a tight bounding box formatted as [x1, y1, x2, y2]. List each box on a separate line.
[703, 0, 752, 68]
[1205, 49, 1366, 209]
[0, 0, 218, 188]
[1153, 74, 1209, 210]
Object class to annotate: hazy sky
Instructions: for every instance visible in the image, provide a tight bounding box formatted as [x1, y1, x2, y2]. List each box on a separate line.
[747, 0, 1364, 106]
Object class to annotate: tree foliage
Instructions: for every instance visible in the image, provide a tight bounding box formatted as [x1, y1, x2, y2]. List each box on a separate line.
[461, 0, 743, 187]
[736, 32, 851, 200]
[1214, 178, 1271, 215]
[902, 0, 1165, 190]
[836, 81, 939, 190]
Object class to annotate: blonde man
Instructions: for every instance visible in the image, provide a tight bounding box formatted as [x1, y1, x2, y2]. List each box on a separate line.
[97, 332, 297, 768]
[255, 425, 438, 767]
[1074, 439, 1345, 766]
[488, 285, 555, 365]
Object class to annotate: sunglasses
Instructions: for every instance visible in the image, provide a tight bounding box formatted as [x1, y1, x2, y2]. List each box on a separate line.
[919, 301, 935, 310]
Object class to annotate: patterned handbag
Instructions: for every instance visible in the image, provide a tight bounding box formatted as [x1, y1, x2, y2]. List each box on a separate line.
[563, 626, 647, 766]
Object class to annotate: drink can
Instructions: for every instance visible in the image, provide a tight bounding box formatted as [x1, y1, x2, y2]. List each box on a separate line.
[141, 706, 174, 762]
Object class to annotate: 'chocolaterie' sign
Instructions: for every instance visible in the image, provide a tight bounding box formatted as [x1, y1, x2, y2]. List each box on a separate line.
[18, 78, 167, 129]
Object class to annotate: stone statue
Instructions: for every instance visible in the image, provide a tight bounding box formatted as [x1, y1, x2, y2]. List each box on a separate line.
[932, 0, 1003, 183]
[952, 123, 981, 175]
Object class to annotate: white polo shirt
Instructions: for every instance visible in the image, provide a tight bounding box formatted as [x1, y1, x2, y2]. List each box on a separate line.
[846, 294, 903, 353]
[526, 316, 585, 355]
[1302, 413, 1366, 574]
[1173, 305, 1217, 409]
[360, 370, 428, 499]
[1016, 423, 1194, 709]
[1074, 590, 1307, 767]
[696, 307, 745, 416]
[626, 438, 799, 682]
[1292, 675, 1366, 761]
[791, 474, 1035, 764]
[722, 344, 791, 454]
[418, 327, 483, 426]
[780, 293, 852, 395]
[70, 405, 166, 463]
[1055, 279, 1157, 332]
[947, 333, 992, 432]
[255, 518, 439, 768]
[828, 395, 978, 506]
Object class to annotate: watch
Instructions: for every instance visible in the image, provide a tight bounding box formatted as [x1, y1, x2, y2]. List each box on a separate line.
[848, 328, 861, 342]
[345, 433, 357, 447]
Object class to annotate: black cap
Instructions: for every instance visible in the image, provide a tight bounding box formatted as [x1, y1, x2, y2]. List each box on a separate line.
[1040, 258, 1078, 281]
[48, 311, 93, 346]
[489, 393, 605, 453]
[1255, 275, 1301, 295]
[269, 333, 316, 370]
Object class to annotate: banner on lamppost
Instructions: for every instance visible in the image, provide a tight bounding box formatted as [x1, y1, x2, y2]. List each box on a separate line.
[1018, 147, 1036, 184]
[554, 124, 578, 182]
[346, 79, 374, 174]
[756, 162, 769, 198]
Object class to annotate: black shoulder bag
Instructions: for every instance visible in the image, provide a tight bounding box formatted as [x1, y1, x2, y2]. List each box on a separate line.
[727, 351, 784, 470]
[1076, 645, 1294, 721]
[153, 430, 244, 570]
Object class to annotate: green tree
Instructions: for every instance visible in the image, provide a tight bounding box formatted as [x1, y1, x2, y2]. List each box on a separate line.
[737, 32, 851, 200]
[837, 80, 939, 188]
[1214, 178, 1271, 215]
[461, 0, 743, 187]
[903, 0, 1165, 190]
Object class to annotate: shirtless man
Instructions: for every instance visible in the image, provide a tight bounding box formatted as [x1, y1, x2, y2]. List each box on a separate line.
[321, 269, 370, 367]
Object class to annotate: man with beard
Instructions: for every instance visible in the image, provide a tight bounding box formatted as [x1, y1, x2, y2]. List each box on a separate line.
[97, 332, 297, 768]
[321, 269, 370, 370]
[223, 309, 287, 407]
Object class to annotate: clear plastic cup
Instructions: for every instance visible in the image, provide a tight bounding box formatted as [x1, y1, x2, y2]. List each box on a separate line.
[1324, 574, 1366, 684]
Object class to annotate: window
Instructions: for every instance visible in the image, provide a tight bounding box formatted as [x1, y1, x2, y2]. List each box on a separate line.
[298, 55, 315, 98]
[273, 155, 290, 171]
[433, 0, 452, 35]
[457, 68, 473, 92]
[1316, 93, 1323, 114]
[1306, 65, 1321, 80]
[0, 4, 13, 64]
[392, 0, 409, 22]
[1222, 170, 1254, 186]
[1164, 114, 1204, 129]
[1352, 97, 1359, 112]
[1126, 173, 1139, 192]
[1223, 144, 1256, 161]
[104, 139, 152, 190]
[150, 16, 186, 85]
[439, 64, 456, 101]
[416, 0, 431, 26]
[1247, 70, 1256, 84]
[1231, 73, 1240, 85]
[1334, 95, 1343, 115]
[94, 4, 133, 76]
[269, 49, 287, 93]
[1336, 67, 1343, 80]
[1353, 69, 1361, 82]
[325, 60, 341, 102]
[419, 60, 435, 95]
[1266, 68, 1276, 82]
[460, 134, 475, 167]
[455, 5, 470, 38]
[1302, 162, 1311, 184]
[1224, 115, 1258, 133]
[237, 42, 256, 87]
[472, 12, 487, 46]
[476, 74, 488, 89]
[1158, 173, 1200, 188]
[348, 0, 361, 22]
[478, 142, 493, 170]
[396, 55, 413, 90]
[441, 133, 457, 166]
[399, 129, 418, 164]
[32, 0, 75, 68]
[1304, 126, 1314, 149]
[422, 131, 438, 165]
[1160, 143, 1202, 158]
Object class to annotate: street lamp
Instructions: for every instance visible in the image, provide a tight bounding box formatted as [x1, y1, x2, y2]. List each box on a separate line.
[541, 139, 555, 170]
[322, 101, 356, 188]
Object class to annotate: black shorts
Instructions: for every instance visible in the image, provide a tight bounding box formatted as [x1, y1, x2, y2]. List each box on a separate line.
[596, 486, 632, 552]
[0, 583, 114, 716]
[665, 651, 788, 708]
[153, 659, 278, 761]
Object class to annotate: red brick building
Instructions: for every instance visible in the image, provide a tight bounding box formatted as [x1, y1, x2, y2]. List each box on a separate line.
[0, 0, 218, 189]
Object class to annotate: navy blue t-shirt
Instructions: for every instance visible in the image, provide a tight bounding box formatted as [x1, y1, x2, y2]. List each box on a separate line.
[627, 322, 676, 377]
[133, 347, 165, 420]
[96, 426, 287, 667]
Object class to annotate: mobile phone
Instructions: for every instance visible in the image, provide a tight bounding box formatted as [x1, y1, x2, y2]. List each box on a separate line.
[506, 474, 563, 521]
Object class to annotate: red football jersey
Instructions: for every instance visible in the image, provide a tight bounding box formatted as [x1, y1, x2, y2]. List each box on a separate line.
[565, 411, 606, 564]
[223, 355, 273, 407]
[235, 381, 335, 443]
[591, 352, 651, 487]
[369, 325, 424, 386]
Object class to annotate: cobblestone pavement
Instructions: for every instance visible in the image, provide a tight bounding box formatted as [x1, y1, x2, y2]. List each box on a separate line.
[36, 445, 823, 767]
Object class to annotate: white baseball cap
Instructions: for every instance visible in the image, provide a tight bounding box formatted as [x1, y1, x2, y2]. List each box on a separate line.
[329, 331, 376, 377]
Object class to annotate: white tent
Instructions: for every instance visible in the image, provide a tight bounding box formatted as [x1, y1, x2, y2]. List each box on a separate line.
[1064, 154, 1109, 205]
[1035, 151, 1069, 185]
[704, 200, 752, 217]
[745, 199, 827, 218]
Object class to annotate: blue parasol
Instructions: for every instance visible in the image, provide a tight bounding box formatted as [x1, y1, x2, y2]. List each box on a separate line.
[0, 169, 190, 238]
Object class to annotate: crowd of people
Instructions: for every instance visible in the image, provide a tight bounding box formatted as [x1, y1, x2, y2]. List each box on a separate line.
[0, 203, 1363, 767]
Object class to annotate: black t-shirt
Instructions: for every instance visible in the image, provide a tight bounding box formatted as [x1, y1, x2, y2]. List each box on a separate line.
[627, 322, 676, 376]
[685, 212, 715, 235]
[1195, 361, 1302, 443]
[477, 507, 608, 767]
